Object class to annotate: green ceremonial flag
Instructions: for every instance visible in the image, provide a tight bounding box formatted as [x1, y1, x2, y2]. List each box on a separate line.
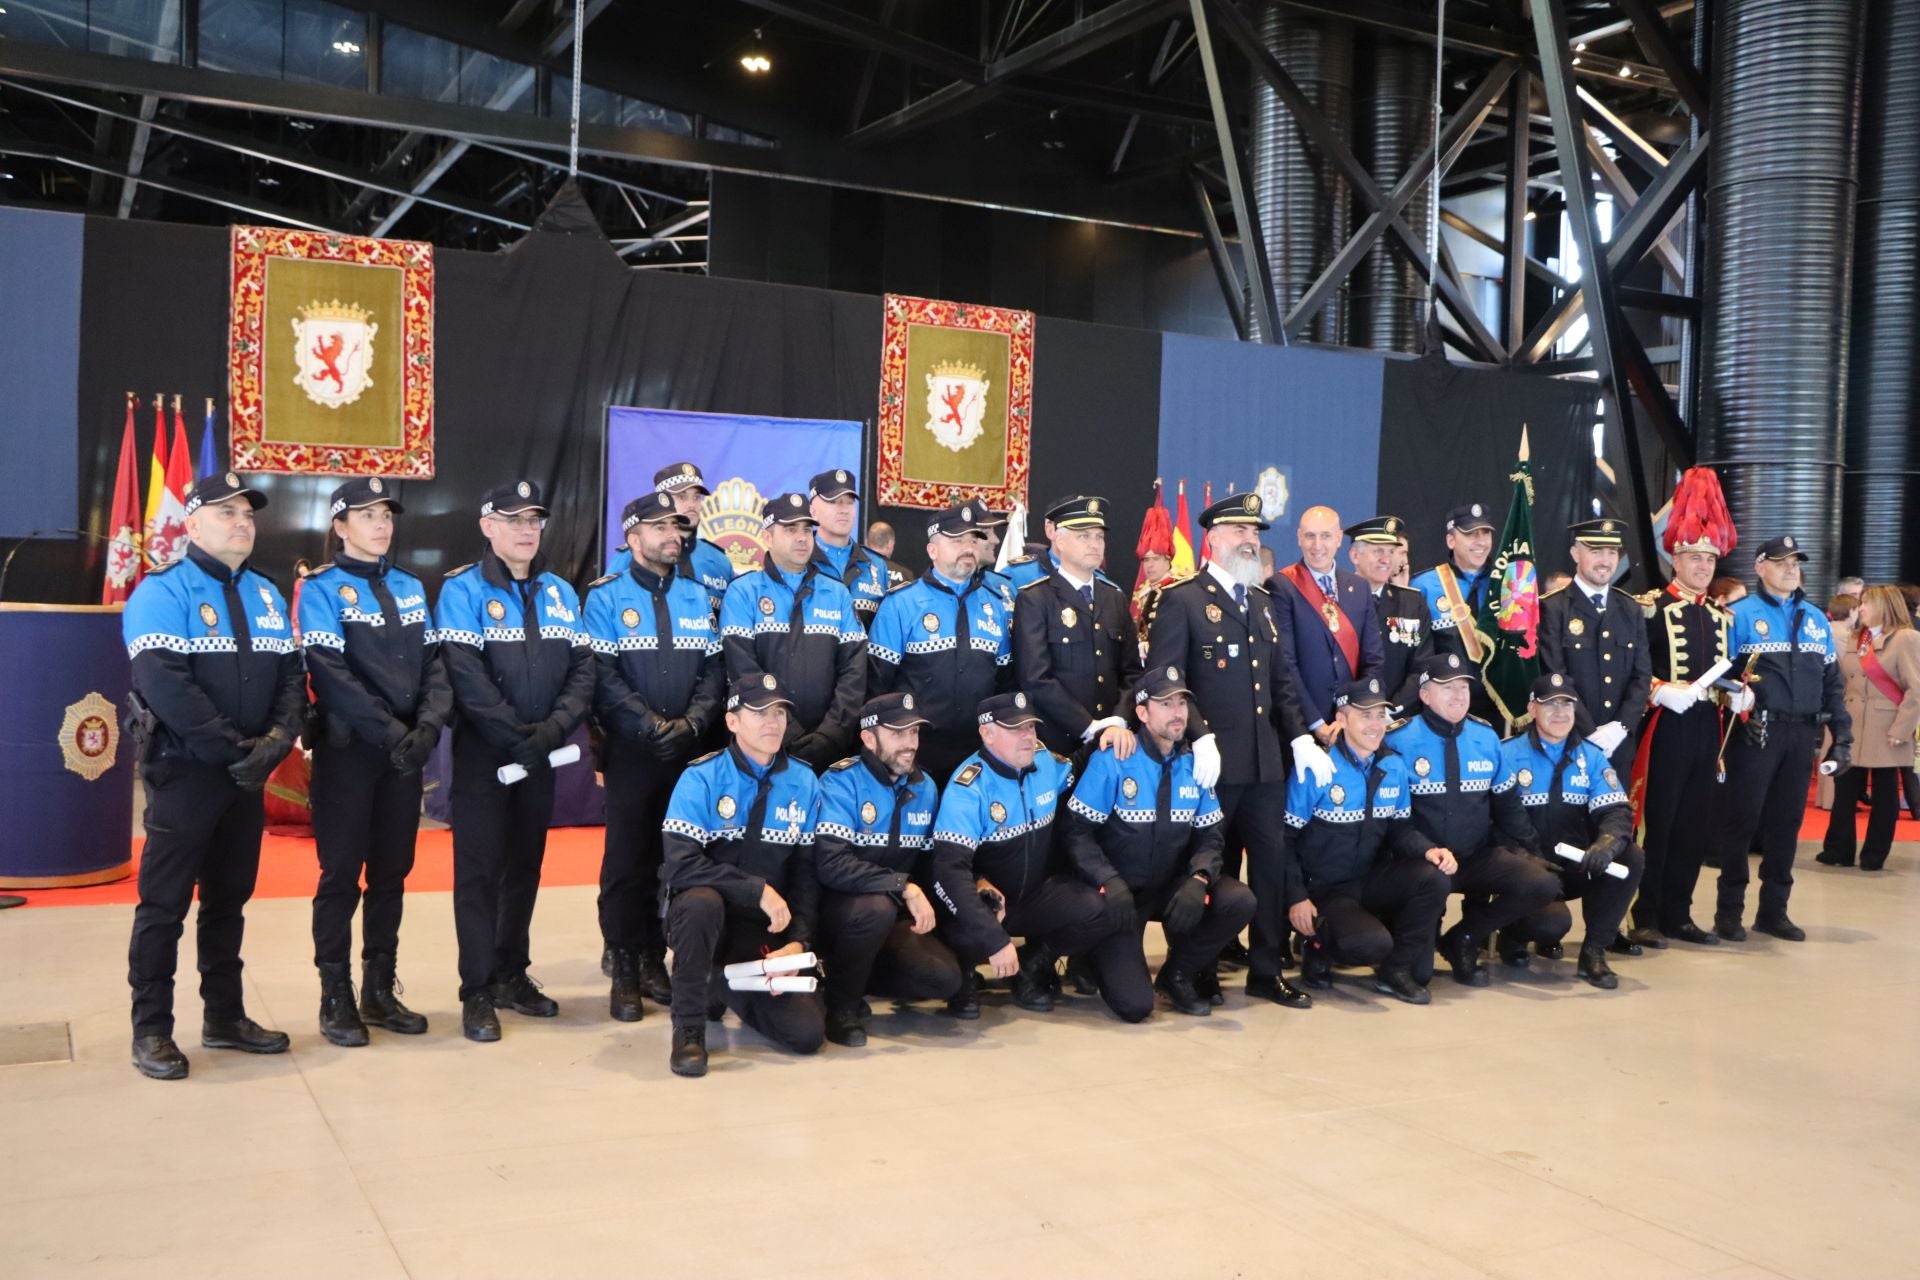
[1476, 427, 1541, 732]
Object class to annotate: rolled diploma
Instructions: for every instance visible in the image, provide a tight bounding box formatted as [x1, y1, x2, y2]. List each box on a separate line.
[1554, 841, 1631, 880]
[722, 951, 818, 980]
[726, 974, 819, 994]
[496, 742, 584, 786]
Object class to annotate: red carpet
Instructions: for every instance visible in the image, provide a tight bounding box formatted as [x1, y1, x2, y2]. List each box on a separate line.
[7, 794, 1911, 909]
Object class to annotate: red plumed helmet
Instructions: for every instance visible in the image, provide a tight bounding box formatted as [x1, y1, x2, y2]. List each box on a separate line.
[1136, 480, 1174, 560]
[1663, 466, 1737, 557]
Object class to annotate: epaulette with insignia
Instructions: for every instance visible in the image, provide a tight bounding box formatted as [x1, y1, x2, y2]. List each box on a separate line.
[1634, 589, 1660, 618]
[883, 576, 918, 596]
[445, 562, 476, 579]
[1006, 555, 1034, 567]
[1018, 577, 1049, 592]
[146, 558, 181, 576]
[1539, 582, 1567, 599]
[588, 572, 617, 588]
[1050, 751, 1072, 766]
[688, 749, 721, 766]
[827, 756, 858, 771]
[1468, 714, 1493, 727]
[953, 763, 981, 787]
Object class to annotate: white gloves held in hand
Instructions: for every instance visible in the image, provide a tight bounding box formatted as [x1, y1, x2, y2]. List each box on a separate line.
[1651, 682, 1697, 714]
[1587, 721, 1629, 755]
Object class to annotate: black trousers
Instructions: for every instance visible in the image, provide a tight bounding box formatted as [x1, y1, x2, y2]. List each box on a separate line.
[1633, 707, 1725, 932]
[665, 887, 825, 1053]
[309, 737, 425, 968]
[817, 890, 965, 1009]
[1093, 876, 1258, 1023]
[1823, 765, 1901, 870]
[1216, 780, 1290, 978]
[940, 874, 1118, 967]
[1712, 721, 1817, 922]
[1511, 843, 1646, 952]
[1310, 858, 1452, 974]
[1440, 849, 1563, 977]
[597, 740, 676, 955]
[449, 736, 556, 1000]
[128, 758, 265, 1037]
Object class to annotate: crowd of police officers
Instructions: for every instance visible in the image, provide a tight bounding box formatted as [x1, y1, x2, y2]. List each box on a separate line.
[118, 463, 1851, 1081]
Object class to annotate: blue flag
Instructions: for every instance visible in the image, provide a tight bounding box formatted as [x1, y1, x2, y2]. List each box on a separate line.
[604, 407, 862, 570]
[197, 401, 219, 480]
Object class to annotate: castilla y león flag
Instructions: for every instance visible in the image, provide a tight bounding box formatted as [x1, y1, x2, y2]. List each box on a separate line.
[102, 394, 144, 604]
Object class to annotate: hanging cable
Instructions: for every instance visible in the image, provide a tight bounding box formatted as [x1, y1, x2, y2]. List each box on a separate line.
[1424, 0, 1447, 337]
[568, 0, 585, 176]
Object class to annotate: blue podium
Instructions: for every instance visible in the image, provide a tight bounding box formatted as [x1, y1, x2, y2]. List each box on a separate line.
[0, 603, 134, 888]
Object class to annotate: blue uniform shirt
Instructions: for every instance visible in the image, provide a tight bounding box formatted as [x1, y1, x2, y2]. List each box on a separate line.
[661, 746, 822, 942]
[1410, 563, 1493, 641]
[123, 544, 303, 763]
[928, 747, 1071, 956]
[1062, 735, 1224, 891]
[867, 572, 1012, 738]
[297, 555, 449, 749]
[812, 537, 890, 625]
[815, 752, 939, 896]
[1282, 743, 1424, 899]
[582, 563, 723, 746]
[1725, 588, 1849, 722]
[436, 553, 595, 753]
[1385, 710, 1533, 857]
[608, 535, 735, 614]
[720, 563, 866, 747]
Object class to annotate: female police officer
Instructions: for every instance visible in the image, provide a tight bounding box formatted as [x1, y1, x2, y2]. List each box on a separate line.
[298, 477, 451, 1046]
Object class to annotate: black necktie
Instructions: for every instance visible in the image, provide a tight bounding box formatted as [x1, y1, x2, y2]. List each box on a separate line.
[953, 582, 971, 656]
[1548, 740, 1574, 812]
[222, 573, 253, 690]
[369, 570, 404, 658]
[648, 573, 673, 686]
[1081, 582, 1094, 611]
[1787, 604, 1803, 658]
[888, 778, 909, 856]
[1442, 729, 1460, 798]
[785, 566, 817, 643]
[1150, 755, 1173, 851]
[517, 577, 539, 640]
[1233, 583, 1247, 612]
[746, 767, 776, 842]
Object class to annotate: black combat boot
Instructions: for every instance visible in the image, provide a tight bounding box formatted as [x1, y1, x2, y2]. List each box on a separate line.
[670, 1024, 708, 1077]
[638, 949, 674, 1005]
[1577, 948, 1619, 990]
[1153, 966, 1211, 1016]
[1012, 944, 1057, 1012]
[945, 968, 980, 1019]
[462, 992, 501, 1043]
[609, 949, 644, 1023]
[317, 963, 370, 1047]
[360, 953, 427, 1034]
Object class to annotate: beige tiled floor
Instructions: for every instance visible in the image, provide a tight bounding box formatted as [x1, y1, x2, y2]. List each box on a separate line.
[2, 843, 1916, 1279]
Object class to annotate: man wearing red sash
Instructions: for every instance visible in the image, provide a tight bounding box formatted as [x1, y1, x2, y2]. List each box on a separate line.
[1268, 506, 1383, 738]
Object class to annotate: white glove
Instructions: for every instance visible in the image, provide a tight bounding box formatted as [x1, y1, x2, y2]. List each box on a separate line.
[1651, 682, 1696, 714]
[1191, 734, 1222, 789]
[1291, 735, 1336, 788]
[1588, 721, 1628, 755]
[1728, 685, 1755, 715]
[1081, 715, 1129, 742]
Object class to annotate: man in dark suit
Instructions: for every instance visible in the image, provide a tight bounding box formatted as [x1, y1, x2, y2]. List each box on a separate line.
[1536, 517, 1651, 779]
[1144, 492, 1334, 1009]
[1346, 515, 1431, 706]
[1013, 495, 1144, 761]
[1267, 505, 1383, 739]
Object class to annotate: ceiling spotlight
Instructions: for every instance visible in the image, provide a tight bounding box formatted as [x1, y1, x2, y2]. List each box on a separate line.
[1618, 64, 1633, 77]
[1574, 42, 1587, 52]
[259, 175, 282, 188]
[1571, 56, 1582, 66]
[332, 39, 360, 55]
[739, 52, 772, 73]
[1523, 209, 1538, 221]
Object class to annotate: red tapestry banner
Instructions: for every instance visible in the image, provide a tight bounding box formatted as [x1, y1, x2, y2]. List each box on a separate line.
[228, 225, 435, 478]
[876, 293, 1033, 510]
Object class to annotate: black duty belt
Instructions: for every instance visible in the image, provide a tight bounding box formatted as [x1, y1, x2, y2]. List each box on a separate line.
[1754, 711, 1821, 725]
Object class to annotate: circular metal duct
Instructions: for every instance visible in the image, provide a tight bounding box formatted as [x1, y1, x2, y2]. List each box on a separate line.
[1350, 34, 1432, 352]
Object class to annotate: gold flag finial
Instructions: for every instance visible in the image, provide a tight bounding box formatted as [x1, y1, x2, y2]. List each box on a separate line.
[171, 393, 181, 412]
[1518, 423, 1531, 463]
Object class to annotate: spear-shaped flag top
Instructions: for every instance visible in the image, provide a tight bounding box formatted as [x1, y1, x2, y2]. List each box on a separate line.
[1170, 480, 1196, 577]
[1476, 425, 1541, 732]
[103, 392, 144, 604]
[142, 394, 170, 570]
[198, 397, 220, 480]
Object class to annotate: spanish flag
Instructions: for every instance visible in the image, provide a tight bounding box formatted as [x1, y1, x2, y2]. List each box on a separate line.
[142, 394, 170, 569]
[1170, 480, 1196, 577]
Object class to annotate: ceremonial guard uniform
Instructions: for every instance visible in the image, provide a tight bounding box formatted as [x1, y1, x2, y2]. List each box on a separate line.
[585, 493, 725, 1020]
[1386, 654, 1559, 986]
[814, 694, 963, 1038]
[1284, 678, 1449, 1004]
[867, 505, 1013, 783]
[299, 477, 449, 1046]
[807, 469, 890, 625]
[1497, 675, 1646, 987]
[720, 492, 866, 768]
[1347, 516, 1430, 704]
[123, 473, 303, 1078]
[928, 694, 1126, 1015]
[1709, 536, 1851, 941]
[1061, 667, 1257, 1018]
[1536, 518, 1651, 776]
[661, 676, 826, 1074]
[1012, 495, 1144, 759]
[1144, 492, 1320, 1006]
[437, 481, 595, 1039]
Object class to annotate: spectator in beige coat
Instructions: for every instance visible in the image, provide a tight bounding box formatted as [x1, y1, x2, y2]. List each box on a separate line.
[1819, 585, 1920, 870]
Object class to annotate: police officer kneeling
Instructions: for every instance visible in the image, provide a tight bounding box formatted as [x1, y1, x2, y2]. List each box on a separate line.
[1061, 665, 1257, 1018]
[815, 693, 963, 1046]
[123, 472, 304, 1079]
[928, 694, 1127, 1018]
[299, 477, 450, 1046]
[660, 675, 826, 1078]
[1285, 677, 1451, 1005]
[1496, 676, 1645, 988]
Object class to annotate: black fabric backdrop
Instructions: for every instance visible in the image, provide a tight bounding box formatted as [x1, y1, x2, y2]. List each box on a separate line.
[1376, 352, 1611, 584]
[15, 192, 1163, 604]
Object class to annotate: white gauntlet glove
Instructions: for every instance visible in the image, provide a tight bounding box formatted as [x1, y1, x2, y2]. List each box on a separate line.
[1191, 734, 1222, 789]
[1290, 735, 1335, 787]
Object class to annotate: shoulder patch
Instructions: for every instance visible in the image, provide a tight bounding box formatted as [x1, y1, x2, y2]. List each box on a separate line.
[146, 558, 181, 577]
[589, 573, 618, 588]
[953, 763, 981, 787]
[1468, 714, 1493, 728]
[1539, 582, 1568, 599]
[688, 750, 721, 767]
[1007, 555, 1034, 567]
[444, 562, 476, 580]
[1018, 576, 1050, 592]
[827, 756, 859, 771]
[883, 577, 918, 596]
[1050, 751, 1072, 766]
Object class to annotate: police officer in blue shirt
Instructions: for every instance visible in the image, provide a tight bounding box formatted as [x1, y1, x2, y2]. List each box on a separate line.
[606, 462, 736, 611]
[1707, 536, 1852, 942]
[1284, 676, 1451, 1005]
[585, 492, 725, 1022]
[928, 693, 1124, 1017]
[437, 480, 596, 1042]
[720, 492, 867, 768]
[815, 693, 962, 1046]
[1386, 653, 1558, 987]
[867, 504, 1014, 784]
[808, 468, 890, 627]
[966, 498, 1020, 610]
[1062, 665, 1257, 1019]
[122, 472, 304, 1080]
[299, 476, 450, 1048]
[1497, 675, 1645, 989]
[1410, 504, 1499, 721]
[660, 674, 826, 1078]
